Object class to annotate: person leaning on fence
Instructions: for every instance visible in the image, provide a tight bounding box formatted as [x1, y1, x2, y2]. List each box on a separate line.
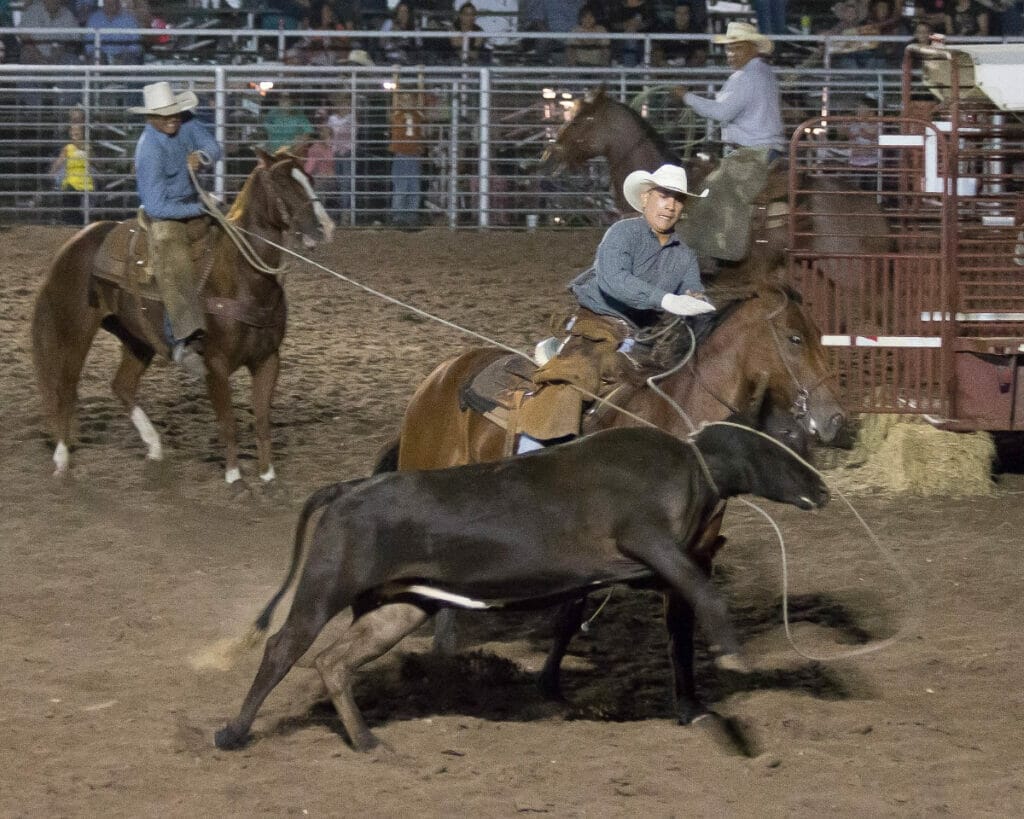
[131, 81, 223, 380]
[49, 121, 95, 224]
[675, 21, 785, 161]
[516, 164, 715, 453]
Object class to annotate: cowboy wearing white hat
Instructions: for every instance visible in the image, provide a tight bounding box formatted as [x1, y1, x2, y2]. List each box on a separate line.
[515, 164, 714, 453]
[676, 21, 785, 158]
[132, 81, 223, 379]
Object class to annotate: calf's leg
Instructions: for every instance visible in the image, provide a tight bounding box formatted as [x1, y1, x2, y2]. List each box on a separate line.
[537, 595, 588, 700]
[314, 603, 429, 751]
[215, 594, 340, 750]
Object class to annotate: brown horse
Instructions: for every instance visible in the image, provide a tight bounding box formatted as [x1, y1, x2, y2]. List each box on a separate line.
[31, 148, 334, 485]
[377, 286, 844, 723]
[539, 87, 892, 285]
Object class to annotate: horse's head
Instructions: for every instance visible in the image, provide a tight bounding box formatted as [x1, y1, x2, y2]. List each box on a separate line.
[246, 147, 335, 249]
[734, 286, 846, 444]
[668, 287, 845, 444]
[539, 87, 609, 172]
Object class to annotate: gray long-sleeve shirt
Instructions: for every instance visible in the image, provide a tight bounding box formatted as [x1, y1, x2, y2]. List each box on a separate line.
[135, 115, 223, 221]
[569, 217, 702, 328]
[683, 57, 785, 151]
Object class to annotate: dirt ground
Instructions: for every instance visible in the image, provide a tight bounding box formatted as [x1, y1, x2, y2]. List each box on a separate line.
[2, 224, 1023, 817]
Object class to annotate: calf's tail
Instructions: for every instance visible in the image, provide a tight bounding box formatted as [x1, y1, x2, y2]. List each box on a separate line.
[253, 478, 367, 633]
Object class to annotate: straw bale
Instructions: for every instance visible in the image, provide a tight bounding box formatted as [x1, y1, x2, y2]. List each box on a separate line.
[830, 414, 995, 496]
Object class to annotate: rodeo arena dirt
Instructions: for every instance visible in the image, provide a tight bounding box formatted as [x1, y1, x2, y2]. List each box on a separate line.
[2, 222, 1023, 816]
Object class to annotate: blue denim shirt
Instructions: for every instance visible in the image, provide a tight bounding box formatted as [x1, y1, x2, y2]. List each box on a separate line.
[569, 216, 703, 328]
[135, 115, 223, 220]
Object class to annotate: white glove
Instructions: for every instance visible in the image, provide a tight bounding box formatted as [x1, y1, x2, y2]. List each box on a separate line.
[660, 292, 716, 317]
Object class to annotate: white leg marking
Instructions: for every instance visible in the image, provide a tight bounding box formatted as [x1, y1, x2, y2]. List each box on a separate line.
[130, 406, 163, 461]
[259, 464, 276, 483]
[53, 441, 70, 477]
[225, 467, 242, 484]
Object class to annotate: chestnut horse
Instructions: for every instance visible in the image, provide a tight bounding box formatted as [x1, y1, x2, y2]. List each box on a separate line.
[377, 286, 845, 723]
[31, 149, 334, 485]
[539, 87, 892, 286]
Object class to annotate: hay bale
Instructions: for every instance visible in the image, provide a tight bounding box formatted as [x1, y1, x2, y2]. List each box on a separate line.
[834, 414, 995, 496]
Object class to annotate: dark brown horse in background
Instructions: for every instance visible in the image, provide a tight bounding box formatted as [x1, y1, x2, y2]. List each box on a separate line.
[31, 148, 334, 486]
[539, 87, 893, 287]
[376, 286, 845, 723]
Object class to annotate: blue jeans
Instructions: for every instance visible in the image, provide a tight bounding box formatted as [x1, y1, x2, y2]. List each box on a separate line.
[753, 0, 788, 34]
[390, 155, 422, 225]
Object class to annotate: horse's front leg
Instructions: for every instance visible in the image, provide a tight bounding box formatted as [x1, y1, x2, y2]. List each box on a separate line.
[111, 347, 160, 462]
[537, 596, 587, 700]
[249, 351, 280, 483]
[664, 591, 705, 724]
[206, 366, 242, 484]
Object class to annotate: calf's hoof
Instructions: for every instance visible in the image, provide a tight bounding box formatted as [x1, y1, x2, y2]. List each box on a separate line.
[214, 724, 250, 750]
[715, 653, 749, 673]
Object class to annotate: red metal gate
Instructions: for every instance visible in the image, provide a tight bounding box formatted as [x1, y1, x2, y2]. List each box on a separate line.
[786, 44, 1024, 431]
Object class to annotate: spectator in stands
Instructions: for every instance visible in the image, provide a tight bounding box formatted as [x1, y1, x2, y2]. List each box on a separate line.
[568, 4, 611, 66]
[301, 1, 353, 65]
[864, 0, 907, 66]
[304, 114, 338, 209]
[449, 2, 491, 64]
[49, 120, 95, 224]
[84, 0, 142, 65]
[325, 95, 355, 215]
[380, 1, 422, 64]
[655, 3, 706, 67]
[945, 0, 990, 34]
[521, 0, 583, 64]
[987, 0, 1023, 36]
[388, 90, 426, 228]
[911, 17, 936, 41]
[608, 0, 658, 67]
[263, 91, 314, 153]
[18, 0, 80, 64]
[261, 0, 312, 29]
[815, 0, 880, 69]
[753, 0, 788, 35]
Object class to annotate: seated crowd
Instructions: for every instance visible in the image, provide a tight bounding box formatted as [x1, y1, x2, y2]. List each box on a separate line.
[6, 0, 1018, 70]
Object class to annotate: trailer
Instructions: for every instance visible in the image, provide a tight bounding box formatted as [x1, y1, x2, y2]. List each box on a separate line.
[786, 43, 1024, 431]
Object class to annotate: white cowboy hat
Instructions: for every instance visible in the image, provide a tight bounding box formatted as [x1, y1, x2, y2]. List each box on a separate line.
[129, 81, 199, 116]
[712, 21, 774, 55]
[623, 164, 708, 212]
[345, 49, 374, 67]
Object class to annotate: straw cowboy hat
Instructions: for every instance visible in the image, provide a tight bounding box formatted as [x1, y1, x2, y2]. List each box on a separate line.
[712, 21, 774, 55]
[344, 49, 374, 67]
[129, 81, 199, 116]
[622, 164, 708, 212]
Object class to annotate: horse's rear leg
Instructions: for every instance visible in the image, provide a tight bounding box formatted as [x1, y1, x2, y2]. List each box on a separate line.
[31, 293, 102, 477]
[249, 352, 280, 483]
[110, 345, 160, 462]
[314, 603, 429, 751]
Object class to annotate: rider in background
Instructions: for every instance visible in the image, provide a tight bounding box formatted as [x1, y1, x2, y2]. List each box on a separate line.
[675, 21, 785, 161]
[517, 164, 714, 452]
[132, 81, 223, 380]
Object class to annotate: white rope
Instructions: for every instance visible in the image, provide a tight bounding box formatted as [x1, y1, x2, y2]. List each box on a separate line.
[251, 238, 918, 663]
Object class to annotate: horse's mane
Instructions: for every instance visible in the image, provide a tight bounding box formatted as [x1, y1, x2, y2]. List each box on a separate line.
[648, 284, 802, 369]
[587, 92, 680, 164]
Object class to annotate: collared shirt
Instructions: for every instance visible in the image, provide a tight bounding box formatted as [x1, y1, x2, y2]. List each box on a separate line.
[683, 57, 785, 151]
[135, 115, 223, 221]
[569, 216, 703, 328]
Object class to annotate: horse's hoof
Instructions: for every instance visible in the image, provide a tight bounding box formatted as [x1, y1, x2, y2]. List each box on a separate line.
[214, 724, 249, 750]
[536, 673, 567, 703]
[715, 653, 749, 673]
[677, 703, 709, 726]
[350, 731, 382, 753]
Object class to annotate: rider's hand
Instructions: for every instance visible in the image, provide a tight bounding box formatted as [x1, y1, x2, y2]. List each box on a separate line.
[673, 86, 689, 101]
[661, 292, 716, 317]
[187, 151, 204, 172]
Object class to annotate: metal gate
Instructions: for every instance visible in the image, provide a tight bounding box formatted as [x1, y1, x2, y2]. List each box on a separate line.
[786, 43, 1024, 432]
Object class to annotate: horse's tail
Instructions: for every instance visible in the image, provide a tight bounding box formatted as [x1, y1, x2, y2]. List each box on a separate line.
[371, 436, 400, 474]
[31, 222, 116, 445]
[253, 477, 371, 633]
